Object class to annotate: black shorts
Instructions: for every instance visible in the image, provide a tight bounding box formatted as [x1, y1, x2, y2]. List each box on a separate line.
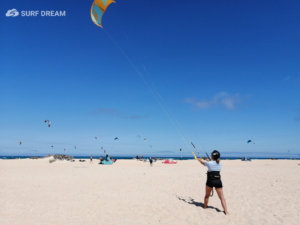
[206, 179, 223, 188]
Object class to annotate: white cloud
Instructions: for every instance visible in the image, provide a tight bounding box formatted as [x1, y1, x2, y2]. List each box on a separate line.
[184, 92, 243, 110]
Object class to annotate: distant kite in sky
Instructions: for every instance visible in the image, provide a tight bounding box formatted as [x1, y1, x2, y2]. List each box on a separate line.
[104, 150, 106, 153]
[101, 147, 103, 149]
[137, 135, 141, 138]
[64, 149, 66, 151]
[51, 146, 53, 148]
[19, 141, 22, 145]
[95, 137, 98, 140]
[149, 145, 152, 148]
[144, 137, 147, 142]
[44, 120, 51, 127]
[74, 146, 76, 149]
[180, 148, 182, 151]
[114, 137, 119, 140]
[247, 140, 252, 144]
[91, 0, 115, 28]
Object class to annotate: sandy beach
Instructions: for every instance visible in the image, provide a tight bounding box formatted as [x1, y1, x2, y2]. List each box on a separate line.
[0, 158, 299, 225]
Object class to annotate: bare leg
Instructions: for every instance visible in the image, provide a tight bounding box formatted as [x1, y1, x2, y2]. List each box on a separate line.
[204, 185, 212, 209]
[215, 188, 229, 215]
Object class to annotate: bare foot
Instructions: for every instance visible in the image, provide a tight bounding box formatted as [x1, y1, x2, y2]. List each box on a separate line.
[224, 211, 229, 215]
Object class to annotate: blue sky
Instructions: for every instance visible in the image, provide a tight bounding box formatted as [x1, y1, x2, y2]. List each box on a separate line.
[1, 0, 299, 157]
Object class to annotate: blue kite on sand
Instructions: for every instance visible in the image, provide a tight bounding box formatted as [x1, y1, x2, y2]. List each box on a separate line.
[99, 157, 114, 165]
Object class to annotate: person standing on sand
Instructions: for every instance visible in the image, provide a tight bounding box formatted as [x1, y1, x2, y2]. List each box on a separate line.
[90, 155, 93, 163]
[149, 157, 153, 167]
[198, 150, 229, 215]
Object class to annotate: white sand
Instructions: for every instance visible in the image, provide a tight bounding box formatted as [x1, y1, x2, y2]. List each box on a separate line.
[0, 158, 299, 225]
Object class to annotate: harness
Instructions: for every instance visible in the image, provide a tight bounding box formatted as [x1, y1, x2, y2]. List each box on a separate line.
[206, 171, 221, 197]
[207, 171, 221, 180]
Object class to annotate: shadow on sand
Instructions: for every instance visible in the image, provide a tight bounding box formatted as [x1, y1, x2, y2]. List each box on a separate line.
[176, 196, 224, 214]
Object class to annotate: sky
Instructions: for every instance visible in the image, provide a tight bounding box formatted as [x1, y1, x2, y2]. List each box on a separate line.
[1, 0, 299, 157]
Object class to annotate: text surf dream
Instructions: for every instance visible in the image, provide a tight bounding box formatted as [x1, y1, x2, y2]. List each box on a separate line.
[21, 11, 66, 17]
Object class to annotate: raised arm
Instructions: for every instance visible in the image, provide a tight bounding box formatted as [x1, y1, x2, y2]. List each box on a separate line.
[198, 158, 206, 166]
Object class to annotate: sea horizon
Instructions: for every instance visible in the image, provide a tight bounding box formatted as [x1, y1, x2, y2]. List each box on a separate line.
[1, 154, 299, 160]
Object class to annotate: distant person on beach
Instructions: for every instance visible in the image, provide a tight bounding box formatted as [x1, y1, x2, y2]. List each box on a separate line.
[90, 155, 93, 163]
[198, 150, 229, 215]
[136, 155, 138, 160]
[150, 158, 153, 167]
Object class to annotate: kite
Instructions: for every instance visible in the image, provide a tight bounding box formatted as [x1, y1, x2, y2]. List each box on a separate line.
[74, 146, 76, 149]
[101, 147, 103, 149]
[104, 150, 106, 153]
[144, 137, 147, 142]
[19, 141, 22, 145]
[137, 135, 141, 138]
[91, 0, 115, 28]
[51, 146, 53, 148]
[44, 120, 51, 127]
[180, 148, 182, 151]
[247, 140, 256, 144]
[95, 137, 98, 140]
[114, 137, 119, 140]
[64, 149, 66, 151]
[149, 145, 152, 148]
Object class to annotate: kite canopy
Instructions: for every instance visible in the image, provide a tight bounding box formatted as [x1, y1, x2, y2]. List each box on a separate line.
[91, 0, 115, 28]
[247, 140, 252, 144]
[19, 141, 22, 145]
[44, 120, 51, 127]
[114, 137, 119, 140]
